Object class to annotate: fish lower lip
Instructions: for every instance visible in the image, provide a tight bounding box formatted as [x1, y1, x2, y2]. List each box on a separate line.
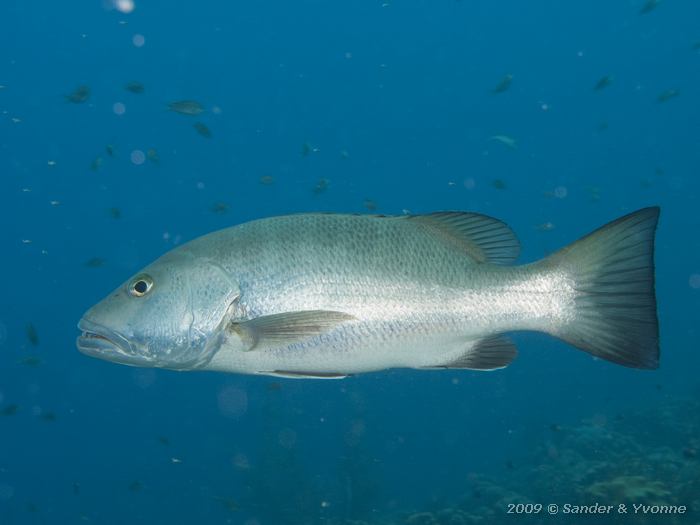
[76, 319, 151, 366]
[81, 332, 109, 342]
[77, 330, 123, 354]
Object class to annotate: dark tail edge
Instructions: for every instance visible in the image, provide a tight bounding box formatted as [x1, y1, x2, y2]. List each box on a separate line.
[545, 207, 660, 369]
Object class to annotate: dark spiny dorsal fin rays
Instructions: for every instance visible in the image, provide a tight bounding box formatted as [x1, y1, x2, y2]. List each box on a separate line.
[408, 212, 521, 265]
[229, 310, 356, 352]
[422, 335, 518, 371]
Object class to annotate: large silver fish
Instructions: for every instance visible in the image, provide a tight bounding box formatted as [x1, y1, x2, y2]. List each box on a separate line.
[77, 208, 660, 378]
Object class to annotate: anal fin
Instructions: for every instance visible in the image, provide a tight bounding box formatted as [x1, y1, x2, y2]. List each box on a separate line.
[425, 335, 518, 371]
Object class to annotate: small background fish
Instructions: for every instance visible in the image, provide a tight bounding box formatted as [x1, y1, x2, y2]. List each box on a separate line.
[168, 100, 205, 115]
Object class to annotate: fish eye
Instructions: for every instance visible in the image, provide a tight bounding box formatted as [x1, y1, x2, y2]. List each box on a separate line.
[128, 274, 154, 297]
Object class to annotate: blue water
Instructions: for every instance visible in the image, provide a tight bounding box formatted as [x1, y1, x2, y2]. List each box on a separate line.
[1, 1, 699, 523]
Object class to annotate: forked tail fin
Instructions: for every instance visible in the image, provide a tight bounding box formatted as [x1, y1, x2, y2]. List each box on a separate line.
[545, 207, 660, 369]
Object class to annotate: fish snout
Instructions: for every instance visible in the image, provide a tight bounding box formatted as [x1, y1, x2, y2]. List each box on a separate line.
[77, 318, 154, 367]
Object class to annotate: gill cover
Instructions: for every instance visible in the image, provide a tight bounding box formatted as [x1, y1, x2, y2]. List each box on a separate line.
[169, 255, 241, 369]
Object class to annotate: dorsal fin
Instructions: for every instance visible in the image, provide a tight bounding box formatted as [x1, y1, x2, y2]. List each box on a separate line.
[408, 212, 520, 264]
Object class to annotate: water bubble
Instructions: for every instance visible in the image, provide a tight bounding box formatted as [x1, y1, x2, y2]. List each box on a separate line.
[278, 428, 297, 449]
[232, 452, 250, 470]
[132, 369, 156, 389]
[350, 419, 366, 438]
[217, 386, 248, 418]
[669, 176, 684, 191]
[112, 102, 126, 115]
[345, 419, 366, 446]
[689, 274, 700, 289]
[553, 186, 568, 199]
[114, 0, 135, 13]
[0, 484, 14, 501]
[130, 149, 146, 165]
[132, 34, 145, 47]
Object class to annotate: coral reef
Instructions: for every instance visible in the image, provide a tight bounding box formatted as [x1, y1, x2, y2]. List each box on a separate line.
[585, 475, 671, 504]
[393, 396, 700, 525]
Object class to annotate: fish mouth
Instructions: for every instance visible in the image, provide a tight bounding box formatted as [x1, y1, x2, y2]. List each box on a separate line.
[77, 318, 154, 367]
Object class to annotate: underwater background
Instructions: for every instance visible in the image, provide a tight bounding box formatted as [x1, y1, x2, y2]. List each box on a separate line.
[1, 0, 699, 523]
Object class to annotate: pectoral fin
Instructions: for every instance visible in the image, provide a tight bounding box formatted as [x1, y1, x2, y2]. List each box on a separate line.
[229, 310, 355, 351]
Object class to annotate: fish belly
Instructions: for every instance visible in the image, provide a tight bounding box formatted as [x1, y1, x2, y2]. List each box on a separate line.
[206, 321, 476, 376]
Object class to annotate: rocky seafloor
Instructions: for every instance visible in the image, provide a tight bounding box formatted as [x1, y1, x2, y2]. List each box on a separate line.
[335, 396, 700, 525]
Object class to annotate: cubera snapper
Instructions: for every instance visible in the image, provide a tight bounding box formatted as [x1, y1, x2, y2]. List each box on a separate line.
[77, 208, 660, 379]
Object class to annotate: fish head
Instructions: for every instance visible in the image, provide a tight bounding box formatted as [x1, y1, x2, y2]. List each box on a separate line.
[77, 249, 239, 370]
